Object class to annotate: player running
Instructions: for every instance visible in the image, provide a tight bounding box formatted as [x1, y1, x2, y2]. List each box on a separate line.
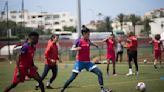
[61, 25, 112, 92]
[35, 34, 62, 90]
[4, 32, 45, 92]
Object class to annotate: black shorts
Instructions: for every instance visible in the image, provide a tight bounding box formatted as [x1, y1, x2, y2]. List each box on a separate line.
[127, 50, 137, 62]
[117, 51, 123, 55]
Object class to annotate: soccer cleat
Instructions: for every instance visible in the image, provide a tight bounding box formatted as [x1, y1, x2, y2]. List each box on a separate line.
[107, 72, 110, 77]
[154, 65, 157, 69]
[35, 85, 39, 90]
[101, 88, 112, 92]
[126, 73, 133, 76]
[46, 85, 54, 89]
[61, 89, 65, 92]
[113, 74, 117, 76]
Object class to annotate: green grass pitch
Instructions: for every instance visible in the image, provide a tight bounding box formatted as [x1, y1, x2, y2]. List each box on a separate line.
[0, 61, 164, 92]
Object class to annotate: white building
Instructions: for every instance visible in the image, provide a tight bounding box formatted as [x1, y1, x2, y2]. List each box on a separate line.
[149, 18, 164, 36]
[112, 21, 144, 36]
[0, 10, 77, 31]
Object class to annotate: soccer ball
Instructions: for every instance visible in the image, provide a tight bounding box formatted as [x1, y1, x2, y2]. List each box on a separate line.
[143, 59, 147, 64]
[136, 82, 146, 92]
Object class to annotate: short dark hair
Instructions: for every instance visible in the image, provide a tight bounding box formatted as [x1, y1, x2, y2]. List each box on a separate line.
[155, 34, 161, 40]
[28, 31, 39, 37]
[81, 25, 90, 35]
[50, 34, 59, 40]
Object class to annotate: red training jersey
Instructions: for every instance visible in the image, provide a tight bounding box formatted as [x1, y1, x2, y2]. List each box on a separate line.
[44, 40, 59, 65]
[19, 43, 36, 68]
[74, 38, 90, 61]
[126, 36, 138, 51]
[153, 39, 162, 51]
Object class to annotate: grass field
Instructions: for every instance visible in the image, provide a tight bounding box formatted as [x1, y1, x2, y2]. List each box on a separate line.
[0, 61, 164, 92]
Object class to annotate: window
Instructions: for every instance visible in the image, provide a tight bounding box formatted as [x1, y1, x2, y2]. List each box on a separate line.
[53, 15, 60, 19]
[61, 20, 65, 23]
[55, 29, 61, 31]
[19, 15, 24, 18]
[54, 22, 60, 25]
[70, 19, 73, 22]
[11, 15, 16, 19]
[38, 15, 43, 18]
[31, 16, 36, 19]
[45, 16, 51, 20]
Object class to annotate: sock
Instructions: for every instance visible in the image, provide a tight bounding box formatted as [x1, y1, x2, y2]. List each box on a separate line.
[47, 82, 50, 86]
[100, 85, 104, 89]
[129, 69, 132, 74]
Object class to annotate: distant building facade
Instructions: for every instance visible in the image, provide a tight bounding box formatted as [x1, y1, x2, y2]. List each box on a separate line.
[0, 10, 77, 32]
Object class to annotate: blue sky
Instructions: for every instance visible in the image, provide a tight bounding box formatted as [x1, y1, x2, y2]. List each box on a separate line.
[1, 0, 164, 24]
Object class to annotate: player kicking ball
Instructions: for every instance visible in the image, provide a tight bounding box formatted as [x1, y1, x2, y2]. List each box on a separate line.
[35, 34, 62, 90]
[4, 32, 45, 92]
[149, 34, 164, 69]
[61, 25, 112, 92]
[102, 34, 117, 76]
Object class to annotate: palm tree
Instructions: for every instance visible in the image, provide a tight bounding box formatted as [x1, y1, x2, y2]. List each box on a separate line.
[143, 17, 153, 38]
[117, 13, 124, 31]
[105, 16, 113, 33]
[129, 14, 141, 35]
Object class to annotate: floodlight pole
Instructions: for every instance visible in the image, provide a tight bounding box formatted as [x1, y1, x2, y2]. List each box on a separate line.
[6, 1, 11, 60]
[77, 0, 81, 38]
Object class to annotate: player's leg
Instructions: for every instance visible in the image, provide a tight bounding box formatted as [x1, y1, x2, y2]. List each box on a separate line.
[112, 61, 117, 76]
[106, 59, 110, 76]
[4, 67, 25, 92]
[90, 67, 112, 92]
[35, 64, 50, 90]
[133, 51, 139, 75]
[46, 65, 58, 89]
[33, 73, 45, 92]
[154, 51, 158, 69]
[61, 61, 81, 92]
[61, 72, 78, 92]
[116, 52, 119, 62]
[120, 52, 123, 63]
[3, 83, 18, 92]
[127, 51, 133, 76]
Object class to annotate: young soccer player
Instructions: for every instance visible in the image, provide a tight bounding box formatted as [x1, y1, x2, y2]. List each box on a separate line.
[61, 25, 112, 92]
[149, 34, 163, 69]
[102, 34, 117, 76]
[125, 32, 138, 76]
[116, 36, 124, 63]
[4, 32, 45, 92]
[35, 34, 62, 90]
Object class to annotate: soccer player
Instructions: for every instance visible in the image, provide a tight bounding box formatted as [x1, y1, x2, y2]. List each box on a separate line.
[116, 36, 124, 63]
[61, 25, 112, 92]
[125, 32, 138, 76]
[149, 34, 163, 69]
[35, 34, 62, 89]
[102, 34, 117, 76]
[4, 32, 45, 92]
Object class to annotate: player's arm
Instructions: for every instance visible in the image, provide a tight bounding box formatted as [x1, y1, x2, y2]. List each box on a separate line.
[57, 55, 62, 63]
[149, 40, 153, 44]
[70, 39, 81, 51]
[102, 37, 108, 42]
[45, 43, 54, 62]
[90, 41, 99, 48]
